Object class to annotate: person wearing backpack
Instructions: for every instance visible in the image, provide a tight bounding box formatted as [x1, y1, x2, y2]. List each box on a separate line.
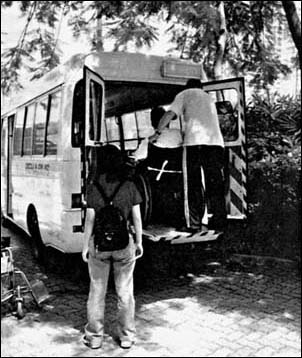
[82, 145, 143, 350]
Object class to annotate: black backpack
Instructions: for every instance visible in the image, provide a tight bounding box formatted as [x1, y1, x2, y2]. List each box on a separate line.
[92, 181, 129, 252]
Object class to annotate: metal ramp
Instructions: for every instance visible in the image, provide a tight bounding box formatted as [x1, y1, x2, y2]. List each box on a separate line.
[142, 225, 222, 244]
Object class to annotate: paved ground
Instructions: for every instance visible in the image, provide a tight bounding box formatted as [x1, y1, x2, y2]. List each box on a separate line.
[1, 224, 301, 357]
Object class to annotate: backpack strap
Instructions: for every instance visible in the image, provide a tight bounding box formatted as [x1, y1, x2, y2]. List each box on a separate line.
[94, 180, 125, 205]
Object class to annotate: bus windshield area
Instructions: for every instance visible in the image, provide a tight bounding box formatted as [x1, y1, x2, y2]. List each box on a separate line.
[76, 78, 244, 228]
[73, 79, 239, 151]
[102, 81, 183, 151]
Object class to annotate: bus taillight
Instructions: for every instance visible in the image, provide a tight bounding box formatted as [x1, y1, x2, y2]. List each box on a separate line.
[71, 193, 82, 208]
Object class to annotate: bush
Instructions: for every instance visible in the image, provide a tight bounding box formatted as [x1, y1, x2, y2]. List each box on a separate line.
[227, 93, 301, 260]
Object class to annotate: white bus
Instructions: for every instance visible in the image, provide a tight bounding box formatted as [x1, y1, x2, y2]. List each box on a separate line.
[1, 51, 247, 261]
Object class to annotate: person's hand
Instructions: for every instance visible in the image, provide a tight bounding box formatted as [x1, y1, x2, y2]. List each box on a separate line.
[82, 246, 89, 263]
[135, 243, 143, 259]
[149, 132, 160, 144]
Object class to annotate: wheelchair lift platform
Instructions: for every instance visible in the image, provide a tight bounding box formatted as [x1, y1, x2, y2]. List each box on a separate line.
[142, 225, 222, 244]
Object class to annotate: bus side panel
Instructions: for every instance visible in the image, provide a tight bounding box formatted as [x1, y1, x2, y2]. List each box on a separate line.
[11, 158, 62, 237]
[11, 157, 84, 253]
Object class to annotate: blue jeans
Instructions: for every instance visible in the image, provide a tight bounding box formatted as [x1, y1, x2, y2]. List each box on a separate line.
[84, 237, 137, 346]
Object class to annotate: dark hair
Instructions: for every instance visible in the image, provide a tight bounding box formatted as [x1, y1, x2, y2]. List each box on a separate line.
[151, 106, 166, 128]
[185, 78, 203, 89]
[95, 145, 126, 182]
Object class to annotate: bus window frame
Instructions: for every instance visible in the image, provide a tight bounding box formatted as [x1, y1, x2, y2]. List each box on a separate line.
[71, 80, 84, 148]
[12, 107, 26, 157]
[84, 66, 105, 146]
[44, 89, 62, 156]
[32, 95, 49, 157]
[43, 95, 52, 156]
[22, 103, 36, 157]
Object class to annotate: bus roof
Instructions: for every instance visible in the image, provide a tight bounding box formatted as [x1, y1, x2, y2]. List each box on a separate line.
[1, 51, 203, 116]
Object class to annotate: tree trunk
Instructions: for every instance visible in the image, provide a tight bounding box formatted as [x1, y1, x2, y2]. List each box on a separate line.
[282, 0, 301, 69]
[200, 63, 208, 82]
[213, 1, 227, 80]
[92, 11, 104, 51]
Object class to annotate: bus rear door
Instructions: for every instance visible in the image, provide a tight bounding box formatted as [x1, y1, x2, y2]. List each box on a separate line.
[84, 66, 105, 147]
[1, 114, 15, 217]
[203, 77, 247, 220]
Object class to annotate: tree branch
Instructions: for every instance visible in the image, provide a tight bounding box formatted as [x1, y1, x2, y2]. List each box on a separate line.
[282, 0, 301, 69]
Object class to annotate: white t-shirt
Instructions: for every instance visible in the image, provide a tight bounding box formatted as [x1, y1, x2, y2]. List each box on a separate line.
[169, 88, 224, 147]
[131, 128, 182, 161]
[153, 128, 183, 148]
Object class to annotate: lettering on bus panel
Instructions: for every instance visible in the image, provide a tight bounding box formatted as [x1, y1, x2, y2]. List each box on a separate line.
[25, 162, 50, 173]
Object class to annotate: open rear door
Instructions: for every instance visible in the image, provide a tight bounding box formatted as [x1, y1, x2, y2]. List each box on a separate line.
[84, 66, 105, 147]
[75, 67, 105, 233]
[1, 115, 14, 217]
[203, 77, 247, 220]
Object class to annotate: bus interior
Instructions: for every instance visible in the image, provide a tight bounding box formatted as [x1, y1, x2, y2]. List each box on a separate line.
[73, 79, 239, 230]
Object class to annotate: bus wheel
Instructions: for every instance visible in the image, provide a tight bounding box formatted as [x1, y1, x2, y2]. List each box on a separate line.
[27, 206, 45, 264]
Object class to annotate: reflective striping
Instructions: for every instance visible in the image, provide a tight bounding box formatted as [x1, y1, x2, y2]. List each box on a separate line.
[230, 200, 243, 216]
[228, 143, 247, 218]
[229, 159, 242, 185]
[226, 83, 248, 218]
[230, 175, 244, 198]
[230, 189, 243, 214]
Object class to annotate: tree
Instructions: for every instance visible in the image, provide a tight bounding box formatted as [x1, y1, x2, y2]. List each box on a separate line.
[1, 1, 66, 93]
[165, 1, 293, 88]
[1, 1, 299, 94]
[282, 0, 301, 68]
[1, 1, 160, 94]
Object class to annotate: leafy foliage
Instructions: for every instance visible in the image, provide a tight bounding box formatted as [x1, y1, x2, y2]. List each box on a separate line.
[1, 1, 299, 95]
[231, 94, 301, 260]
[247, 93, 301, 163]
[167, 1, 292, 87]
[1, 1, 64, 93]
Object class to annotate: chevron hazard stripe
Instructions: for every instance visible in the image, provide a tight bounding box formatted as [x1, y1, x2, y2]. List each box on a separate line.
[227, 145, 247, 218]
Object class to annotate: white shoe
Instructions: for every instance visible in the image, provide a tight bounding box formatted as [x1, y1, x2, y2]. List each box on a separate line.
[120, 339, 133, 349]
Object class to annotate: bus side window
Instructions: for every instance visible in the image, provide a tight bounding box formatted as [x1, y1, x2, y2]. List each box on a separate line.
[72, 80, 84, 147]
[23, 103, 36, 156]
[33, 97, 48, 155]
[13, 108, 25, 156]
[136, 109, 153, 138]
[104, 116, 121, 148]
[207, 89, 239, 142]
[46, 91, 61, 155]
[121, 113, 138, 150]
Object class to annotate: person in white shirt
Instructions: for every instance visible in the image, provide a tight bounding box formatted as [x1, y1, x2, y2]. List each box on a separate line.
[150, 79, 227, 232]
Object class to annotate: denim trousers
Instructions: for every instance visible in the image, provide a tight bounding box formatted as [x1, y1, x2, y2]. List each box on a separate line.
[84, 237, 136, 345]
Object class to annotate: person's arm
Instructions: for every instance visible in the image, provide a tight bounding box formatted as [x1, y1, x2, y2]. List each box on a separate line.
[131, 204, 143, 258]
[149, 110, 177, 143]
[82, 208, 95, 263]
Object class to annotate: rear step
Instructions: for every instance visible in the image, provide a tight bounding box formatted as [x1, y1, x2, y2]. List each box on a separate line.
[142, 225, 222, 244]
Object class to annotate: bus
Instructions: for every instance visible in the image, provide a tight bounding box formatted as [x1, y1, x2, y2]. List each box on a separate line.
[1, 51, 247, 262]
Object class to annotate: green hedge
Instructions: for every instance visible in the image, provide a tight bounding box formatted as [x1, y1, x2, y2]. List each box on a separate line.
[225, 94, 301, 261]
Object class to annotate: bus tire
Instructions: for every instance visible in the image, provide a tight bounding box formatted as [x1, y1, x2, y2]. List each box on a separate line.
[27, 205, 45, 264]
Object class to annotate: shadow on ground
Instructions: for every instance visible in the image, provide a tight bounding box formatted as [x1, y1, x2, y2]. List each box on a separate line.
[2, 222, 301, 357]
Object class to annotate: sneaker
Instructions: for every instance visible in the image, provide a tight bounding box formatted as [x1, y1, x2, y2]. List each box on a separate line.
[83, 335, 102, 349]
[120, 338, 133, 349]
